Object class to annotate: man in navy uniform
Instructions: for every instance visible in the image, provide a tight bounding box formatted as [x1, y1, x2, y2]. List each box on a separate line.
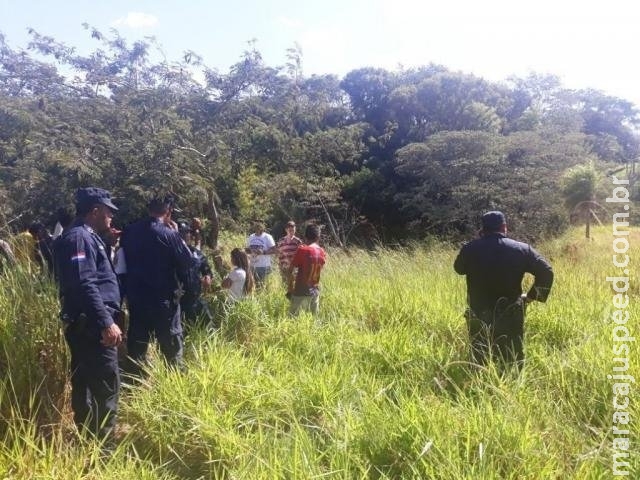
[119, 196, 193, 375]
[454, 211, 554, 368]
[54, 187, 123, 441]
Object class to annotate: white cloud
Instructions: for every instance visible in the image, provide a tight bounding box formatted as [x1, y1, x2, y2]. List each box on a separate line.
[277, 16, 303, 29]
[112, 12, 158, 29]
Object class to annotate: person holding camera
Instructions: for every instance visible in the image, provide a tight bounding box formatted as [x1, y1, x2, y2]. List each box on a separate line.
[119, 196, 193, 375]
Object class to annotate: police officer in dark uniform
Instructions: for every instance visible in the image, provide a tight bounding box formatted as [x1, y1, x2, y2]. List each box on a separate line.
[178, 222, 214, 326]
[54, 187, 123, 440]
[119, 197, 193, 375]
[454, 211, 554, 368]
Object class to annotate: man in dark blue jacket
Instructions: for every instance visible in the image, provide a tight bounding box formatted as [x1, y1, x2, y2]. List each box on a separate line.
[119, 197, 193, 375]
[454, 211, 554, 368]
[178, 222, 213, 326]
[54, 187, 123, 441]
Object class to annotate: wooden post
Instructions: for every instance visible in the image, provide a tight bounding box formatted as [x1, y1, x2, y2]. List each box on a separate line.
[585, 208, 590, 239]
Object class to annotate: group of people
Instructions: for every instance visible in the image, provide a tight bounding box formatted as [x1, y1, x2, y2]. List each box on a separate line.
[0, 208, 74, 275]
[51, 187, 328, 444]
[21, 184, 553, 448]
[245, 220, 327, 315]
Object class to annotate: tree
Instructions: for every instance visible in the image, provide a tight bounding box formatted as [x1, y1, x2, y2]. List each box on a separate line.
[1, 27, 638, 243]
[562, 161, 603, 238]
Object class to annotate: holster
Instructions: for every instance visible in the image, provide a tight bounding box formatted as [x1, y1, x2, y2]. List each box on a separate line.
[61, 312, 88, 335]
[61, 308, 125, 336]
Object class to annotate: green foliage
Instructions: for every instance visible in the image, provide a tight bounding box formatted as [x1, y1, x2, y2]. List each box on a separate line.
[0, 28, 638, 240]
[0, 269, 66, 425]
[562, 161, 601, 209]
[234, 164, 272, 223]
[1, 24, 639, 478]
[1, 227, 638, 477]
[392, 130, 586, 239]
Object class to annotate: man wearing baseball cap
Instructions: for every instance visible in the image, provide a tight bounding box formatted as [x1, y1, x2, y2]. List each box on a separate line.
[454, 210, 554, 369]
[53, 187, 123, 442]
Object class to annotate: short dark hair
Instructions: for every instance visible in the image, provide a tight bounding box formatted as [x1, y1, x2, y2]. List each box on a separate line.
[304, 224, 320, 242]
[56, 208, 73, 228]
[481, 211, 506, 232]
[148, 196, 177, 215]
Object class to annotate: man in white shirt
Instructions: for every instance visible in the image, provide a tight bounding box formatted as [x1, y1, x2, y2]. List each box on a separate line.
[245, 221, 275, 288]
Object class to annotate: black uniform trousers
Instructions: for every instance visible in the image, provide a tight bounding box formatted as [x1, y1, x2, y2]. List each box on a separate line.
[64, 326, 119, 440]
[126, 301, 184, 376]
[467, 297, 525, 368]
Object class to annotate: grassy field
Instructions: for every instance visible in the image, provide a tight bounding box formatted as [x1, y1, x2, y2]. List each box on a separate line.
[0, 226, 638, 479]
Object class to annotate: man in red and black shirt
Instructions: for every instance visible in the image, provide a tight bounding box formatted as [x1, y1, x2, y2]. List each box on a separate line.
[276, 220, 302, 284]
[287, 224, 326, 315]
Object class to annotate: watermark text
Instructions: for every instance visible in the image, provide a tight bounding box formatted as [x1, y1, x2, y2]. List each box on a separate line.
[606, 174, 633, 476]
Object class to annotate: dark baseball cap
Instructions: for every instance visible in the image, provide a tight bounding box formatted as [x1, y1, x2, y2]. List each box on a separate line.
[481, 211, 506, 231]
[75, 187, 118, 211]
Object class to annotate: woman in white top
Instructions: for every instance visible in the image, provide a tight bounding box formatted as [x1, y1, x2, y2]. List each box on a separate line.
[221, 248, 254, 301]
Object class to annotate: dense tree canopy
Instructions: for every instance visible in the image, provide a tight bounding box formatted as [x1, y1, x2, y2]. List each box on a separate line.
[0, 28, 638, 243]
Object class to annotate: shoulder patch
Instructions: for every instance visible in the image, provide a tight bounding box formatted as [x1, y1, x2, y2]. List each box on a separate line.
[71, 251, 86, 262]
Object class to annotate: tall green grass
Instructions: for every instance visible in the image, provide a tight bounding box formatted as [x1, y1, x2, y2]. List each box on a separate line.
[0, 226, 637, 478]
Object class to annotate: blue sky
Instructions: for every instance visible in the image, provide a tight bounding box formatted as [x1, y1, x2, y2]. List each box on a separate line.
[1, 0, 639, 107]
